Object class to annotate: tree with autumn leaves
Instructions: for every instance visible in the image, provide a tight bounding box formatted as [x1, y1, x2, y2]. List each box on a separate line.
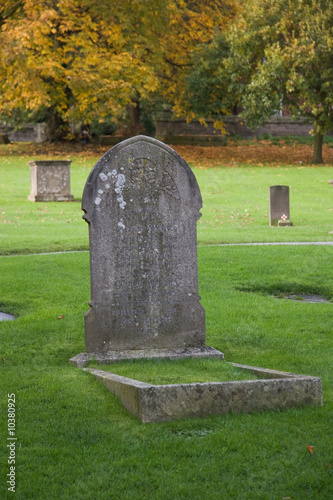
[0, 0, 236, 140]
[187, 0, 333, 163]
[2, 0, 333, 163]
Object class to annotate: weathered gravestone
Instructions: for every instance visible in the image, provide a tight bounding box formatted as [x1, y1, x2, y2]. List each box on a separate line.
[70, 136, 223, 366]
[269, 185, 291, 226]
[28, 160, 74, 202]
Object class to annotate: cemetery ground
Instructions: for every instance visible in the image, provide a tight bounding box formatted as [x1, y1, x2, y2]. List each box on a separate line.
[1, 139, 333, 499]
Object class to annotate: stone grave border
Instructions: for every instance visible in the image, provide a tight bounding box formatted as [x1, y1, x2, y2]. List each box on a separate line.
[70, 347, 223, 367]
[80, 361, 322, 423]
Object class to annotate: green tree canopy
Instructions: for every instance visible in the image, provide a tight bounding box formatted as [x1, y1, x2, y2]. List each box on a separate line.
[187, 0, 333, 163]
[0, 0, 236, 139]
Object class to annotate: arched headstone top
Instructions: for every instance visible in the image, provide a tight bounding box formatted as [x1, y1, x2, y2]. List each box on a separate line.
[82, 135, 202, 223]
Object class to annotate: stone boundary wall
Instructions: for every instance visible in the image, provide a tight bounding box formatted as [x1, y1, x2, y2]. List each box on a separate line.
[3, 117, 332, 143]
[0, 123, 47, 143]
[156, 116, 316, 138]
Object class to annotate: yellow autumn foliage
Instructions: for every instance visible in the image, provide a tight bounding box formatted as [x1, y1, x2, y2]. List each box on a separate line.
[0, 0, 237, 136]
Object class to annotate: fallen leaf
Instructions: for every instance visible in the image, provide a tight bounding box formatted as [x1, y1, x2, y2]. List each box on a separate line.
[3, 140, 333, 165]
[57, 315, 65, 320]
[306, 445, 315, 455]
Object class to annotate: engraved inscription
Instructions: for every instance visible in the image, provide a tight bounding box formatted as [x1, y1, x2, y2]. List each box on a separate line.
[82, 136, 206, 352]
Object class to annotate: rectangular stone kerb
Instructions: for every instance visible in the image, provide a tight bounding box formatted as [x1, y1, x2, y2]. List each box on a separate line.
[85, 364, 322, 423]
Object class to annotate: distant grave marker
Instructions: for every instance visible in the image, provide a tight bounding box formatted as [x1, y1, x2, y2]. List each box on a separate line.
[71, 136, 223, 366]
[269, 185, 291, 226]
[28, 160, 74, 202]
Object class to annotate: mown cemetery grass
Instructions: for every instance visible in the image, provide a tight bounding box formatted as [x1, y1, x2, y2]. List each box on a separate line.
[1, 142, 333, 254]
[1, 142, 333, 499]
[88, 358, 259, 385]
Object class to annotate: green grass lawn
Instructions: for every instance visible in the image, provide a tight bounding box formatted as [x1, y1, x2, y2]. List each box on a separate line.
[0, 156, 90, 255]
[1, 248, 333, 499]
[0, 154, 332, 254]
[87, 358, 258, 385]
[1, 147, 333, 499]
[195, 165, 333, 244]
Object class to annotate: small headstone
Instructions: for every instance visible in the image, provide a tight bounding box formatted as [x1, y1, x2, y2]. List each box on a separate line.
[28, 160, 74, 202]
[269, 185, 291, 226]
[71, 136, 223, 365]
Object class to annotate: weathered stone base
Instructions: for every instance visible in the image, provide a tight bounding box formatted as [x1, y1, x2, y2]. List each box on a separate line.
[70, 346, 224, 368]
[278, 219, 292, 226]
[83, 362, 322, 422]
[28, 194, 74, 202]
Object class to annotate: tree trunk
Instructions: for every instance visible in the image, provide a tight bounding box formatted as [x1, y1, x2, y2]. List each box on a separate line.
[127, 98, 145, 135]
[45, 106, 70, 141]
[312, 132, 324, 164]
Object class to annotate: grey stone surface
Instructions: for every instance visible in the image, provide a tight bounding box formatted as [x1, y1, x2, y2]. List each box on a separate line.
[1, 123, 46, 142]
[269, 185, 290, 226]
[85, 362, 323, 423]
[70, 346, 223, 368]
[278, 219, 291, 227]
[0, 312, 15, 321]
[74, 135, 222, 362]
[156, 115, 314, 139]
[28, 160, 74, 202]
[283, 294, 330, 303]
